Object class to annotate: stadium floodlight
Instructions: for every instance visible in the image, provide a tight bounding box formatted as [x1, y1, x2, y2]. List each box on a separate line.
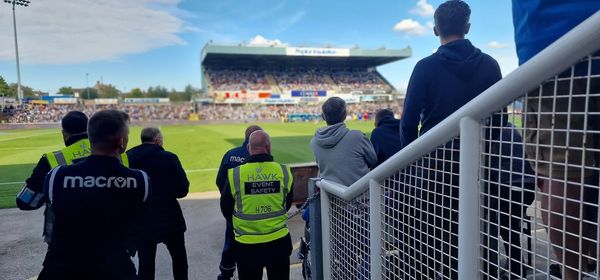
[4, 0, 31, 105]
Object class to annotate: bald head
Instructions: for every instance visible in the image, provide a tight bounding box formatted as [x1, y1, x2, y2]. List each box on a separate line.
[247, 130, 271, 156]
[245, 125, 263, 140]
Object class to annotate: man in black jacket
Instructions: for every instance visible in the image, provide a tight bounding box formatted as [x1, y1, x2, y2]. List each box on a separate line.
[16, 111, 91, 243]
[215, 125, 262, 280]
[39, 110, 150, 280]
[370, 109, 401, 166]
[127, 127, 189, 280]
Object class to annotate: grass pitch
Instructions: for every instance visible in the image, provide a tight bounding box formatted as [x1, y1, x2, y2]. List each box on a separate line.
[0, 121, 374, 208]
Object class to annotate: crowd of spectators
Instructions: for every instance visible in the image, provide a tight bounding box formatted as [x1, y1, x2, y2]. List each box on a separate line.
[2, 102, 401, 124]
[205, 68, 270, 91]
[3, 104, 191, 123]
[205, 67, 392, 92]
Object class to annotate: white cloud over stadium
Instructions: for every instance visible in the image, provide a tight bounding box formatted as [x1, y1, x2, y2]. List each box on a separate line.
[393, 19, 433, 36]
[247, 35, 288, 47]
[0, 0, 188, 64]
[410, 0, 434, 17]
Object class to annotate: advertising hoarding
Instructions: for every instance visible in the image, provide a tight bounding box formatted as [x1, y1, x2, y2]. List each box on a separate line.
[285, 47, 350, 57]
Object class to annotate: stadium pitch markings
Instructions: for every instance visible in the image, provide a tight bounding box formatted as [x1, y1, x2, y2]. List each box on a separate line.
[0, 181, 22, 185]
[0, 131, 56, 142]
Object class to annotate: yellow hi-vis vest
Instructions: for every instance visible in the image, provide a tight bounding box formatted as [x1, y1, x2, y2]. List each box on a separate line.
[45, 138, 129, 168]
[228, 161, 293, 244]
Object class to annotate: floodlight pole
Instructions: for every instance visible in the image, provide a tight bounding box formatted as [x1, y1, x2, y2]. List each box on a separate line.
[11, 0, 23, 104]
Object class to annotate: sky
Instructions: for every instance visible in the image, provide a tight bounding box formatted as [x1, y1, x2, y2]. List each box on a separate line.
[0, 0, 518, 94]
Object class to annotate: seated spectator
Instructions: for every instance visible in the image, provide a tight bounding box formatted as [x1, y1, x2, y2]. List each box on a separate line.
[370, 109, 401, 166]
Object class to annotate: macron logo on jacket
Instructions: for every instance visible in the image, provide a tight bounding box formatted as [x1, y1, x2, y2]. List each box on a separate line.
[63, 176, 138, 189]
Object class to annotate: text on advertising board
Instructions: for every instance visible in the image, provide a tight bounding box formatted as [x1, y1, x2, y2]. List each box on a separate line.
[286, 47, 350, 57]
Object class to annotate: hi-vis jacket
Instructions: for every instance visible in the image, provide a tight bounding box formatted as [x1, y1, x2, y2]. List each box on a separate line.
[221, 153, 294, 244]
[16, 134, 128, 243]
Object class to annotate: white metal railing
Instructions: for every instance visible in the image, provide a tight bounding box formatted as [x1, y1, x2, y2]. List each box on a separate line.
[314, 11, 600, 280]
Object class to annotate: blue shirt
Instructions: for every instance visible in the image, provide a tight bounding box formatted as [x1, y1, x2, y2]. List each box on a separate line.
[513, 0, 600, 65]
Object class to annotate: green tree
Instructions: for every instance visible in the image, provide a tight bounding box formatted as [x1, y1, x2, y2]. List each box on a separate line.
[80, 87, 99, 99]
[97, 83, 120, 98]
[127, 88, 144, 98]
[8, 83, 36, 98]
[0, 76, 10, 97]
[147, 86, 169, 98]
[58, 86, 75, 96]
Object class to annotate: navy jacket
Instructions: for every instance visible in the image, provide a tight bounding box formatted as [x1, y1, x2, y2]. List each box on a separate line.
[370, 116, 402, 166]
[42, 155, 150, 279]
[400, 39, 503, 149]
[127, 144, 189, 241]
[216, 140, 250, 193]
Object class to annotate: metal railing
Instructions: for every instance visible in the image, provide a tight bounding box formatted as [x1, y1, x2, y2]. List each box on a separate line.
[311, 11, 600, 280]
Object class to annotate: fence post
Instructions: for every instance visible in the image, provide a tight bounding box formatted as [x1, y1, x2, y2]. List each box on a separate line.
[369, 179, 382, 280]
[458, 117, 481, 280]
[320, 185, 332, 280]
[309, 178, 323, 280]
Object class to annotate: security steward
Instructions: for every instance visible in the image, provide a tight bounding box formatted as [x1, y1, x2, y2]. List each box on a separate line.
[220, 130, 294, 280]
[37, 110, 150, 280]
[215, 125, 262, 280]
[127, 127, 189, 280]
[16, 111, 128, 244]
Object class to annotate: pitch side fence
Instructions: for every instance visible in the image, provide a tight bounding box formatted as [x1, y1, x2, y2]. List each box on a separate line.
[309, 12, 600, 280]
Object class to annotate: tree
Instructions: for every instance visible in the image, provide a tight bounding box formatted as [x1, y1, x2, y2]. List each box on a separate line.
[147, 86, 169, 98]
[58, 86, 75, 96]
[127, 88, 144, 98]
[0, 76, 10, 97]
[80, 87, 99, 99]
[97, 83, 120, 98]
[8, 83, 35, 98]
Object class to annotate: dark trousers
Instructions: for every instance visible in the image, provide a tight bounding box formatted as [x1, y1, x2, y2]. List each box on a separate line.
[39, 261, 136, 280]
[219, 220, 236, 277]
[137, 233, 188, 280]
[237, 255, 290, 280]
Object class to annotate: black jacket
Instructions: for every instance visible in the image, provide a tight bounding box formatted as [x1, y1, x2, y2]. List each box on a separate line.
[127, 144, 189, 241]
[17, 134, 88, 210]
[220, 153, 294, 258]
[370, 116, 402, 166]
[400, 39, 505, 149]
[215, 140, 250, 193]
[42, 155, 150, 279]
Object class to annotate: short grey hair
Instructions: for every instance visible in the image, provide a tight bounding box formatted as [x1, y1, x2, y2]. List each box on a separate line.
[141, 127, 162, 143]
[322, 97, 347, 125]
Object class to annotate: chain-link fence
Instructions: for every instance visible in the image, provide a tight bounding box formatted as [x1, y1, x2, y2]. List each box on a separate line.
[314, 12, 600, 280]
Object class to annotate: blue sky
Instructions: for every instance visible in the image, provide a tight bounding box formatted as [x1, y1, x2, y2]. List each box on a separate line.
[0, 0, 517, 94]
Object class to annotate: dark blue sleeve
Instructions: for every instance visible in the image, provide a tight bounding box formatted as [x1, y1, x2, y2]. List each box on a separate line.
[400, 61, 428, 149]
[215, 152, 229, 193]
[370, 129, 385, 166]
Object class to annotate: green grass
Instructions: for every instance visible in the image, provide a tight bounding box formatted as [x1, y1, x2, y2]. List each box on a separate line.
[0, 121, 374, 208]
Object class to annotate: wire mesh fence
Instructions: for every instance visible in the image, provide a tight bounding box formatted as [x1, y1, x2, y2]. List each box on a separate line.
[321, 53, 599, 279]
[328, 191, 371, 280]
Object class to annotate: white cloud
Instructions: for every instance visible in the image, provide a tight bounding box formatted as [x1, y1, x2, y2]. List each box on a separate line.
[488, 41, 508, 49]
[247, 35, 287, 47]
[410, 0, 434, 17]
[393, 19, 430, 36]
[0, 0, 188, 64]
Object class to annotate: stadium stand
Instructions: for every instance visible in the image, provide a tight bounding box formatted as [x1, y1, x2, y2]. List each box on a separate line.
[201, 43, 410, 104]
[3, 102, 401, 124]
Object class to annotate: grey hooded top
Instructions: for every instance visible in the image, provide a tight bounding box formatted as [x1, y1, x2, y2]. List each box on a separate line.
[310, 123, 377, 186]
